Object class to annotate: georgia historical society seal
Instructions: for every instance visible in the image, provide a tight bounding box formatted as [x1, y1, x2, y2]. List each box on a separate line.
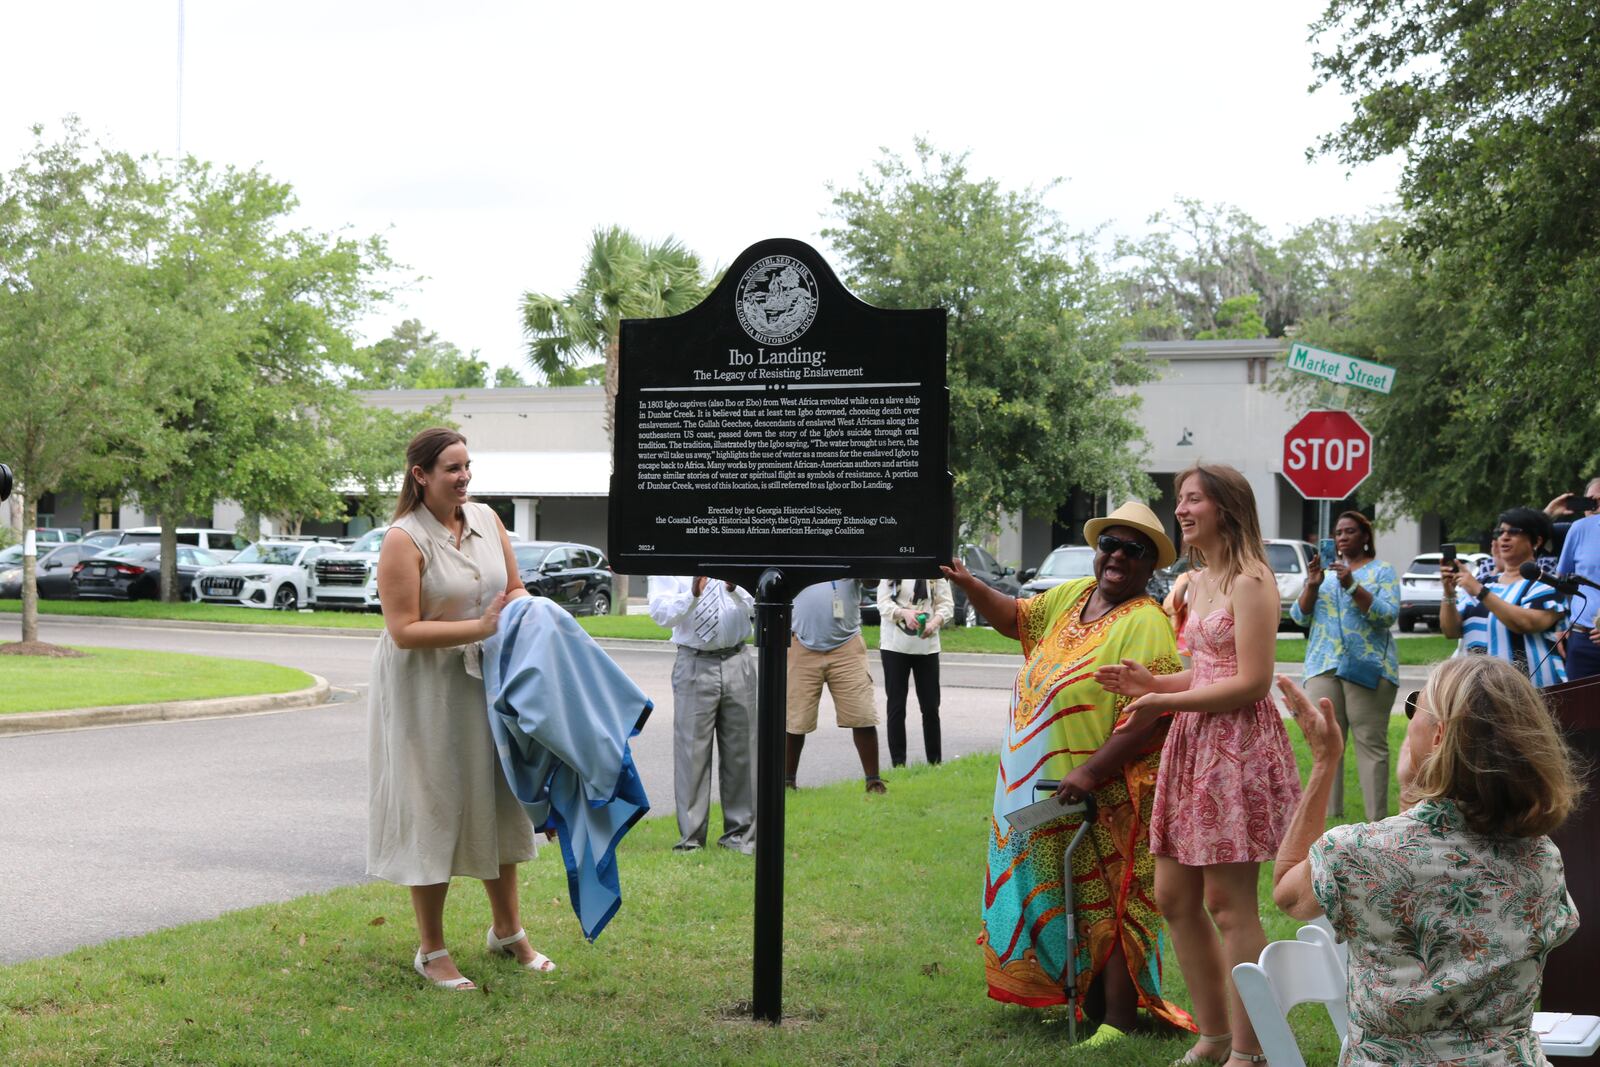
[736, 255, 819, 346]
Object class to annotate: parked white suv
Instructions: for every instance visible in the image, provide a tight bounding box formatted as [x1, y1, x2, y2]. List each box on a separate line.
[309, 526, 388, 611]
[122, 527, 250, 563]
[195, 539, 342, 610]
[1265, 539, 1316, 630]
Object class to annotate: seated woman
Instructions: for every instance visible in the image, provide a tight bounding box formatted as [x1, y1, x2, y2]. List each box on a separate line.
[1274, 656, 1581, 1066]
[942, 502, 1192, 1043]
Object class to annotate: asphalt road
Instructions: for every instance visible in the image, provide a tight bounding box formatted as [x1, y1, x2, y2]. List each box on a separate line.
[0, 616, 1022, 963]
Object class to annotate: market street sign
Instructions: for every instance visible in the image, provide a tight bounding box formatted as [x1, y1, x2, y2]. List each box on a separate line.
[1283, 342, 1396, 395]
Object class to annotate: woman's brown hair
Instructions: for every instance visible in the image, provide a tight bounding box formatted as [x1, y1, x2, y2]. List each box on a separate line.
[1173, 462, 1270, 593]
[392, 427, 468, 521]
[1412, 656, 1581, 838]
[1337, 510, 1376, 559]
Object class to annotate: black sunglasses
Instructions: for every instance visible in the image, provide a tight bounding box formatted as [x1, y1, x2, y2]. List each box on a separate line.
[1492, 526, 1526, 539]
[1404, 690, 1422, 719]
[1097, 534, 1151, 560]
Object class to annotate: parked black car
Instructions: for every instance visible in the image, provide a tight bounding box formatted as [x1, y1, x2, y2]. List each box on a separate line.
[513, 541, 613, 616]
[951, 542, 1022, 627]
[0, 542, 99, 599]
[71, 544, 222, 601]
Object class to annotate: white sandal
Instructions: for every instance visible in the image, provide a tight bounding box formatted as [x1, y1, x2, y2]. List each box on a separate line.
[486, 926, 556, 972]
[413, 947, 475, 990]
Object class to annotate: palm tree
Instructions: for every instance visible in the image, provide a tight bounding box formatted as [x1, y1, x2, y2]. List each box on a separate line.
[522, 227, 711, 612]
[522, 226, 709, 445]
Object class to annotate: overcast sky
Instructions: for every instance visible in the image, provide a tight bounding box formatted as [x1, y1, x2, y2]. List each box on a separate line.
[2, 1, 1399, 378]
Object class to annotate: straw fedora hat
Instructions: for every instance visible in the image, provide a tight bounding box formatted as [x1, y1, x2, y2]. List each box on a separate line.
[1083, 501, 1177, 569]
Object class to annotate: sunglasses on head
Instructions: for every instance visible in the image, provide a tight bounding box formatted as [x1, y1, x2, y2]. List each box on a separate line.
[1404, 690, 1423, 719]
[1097, 534, 1151, 560]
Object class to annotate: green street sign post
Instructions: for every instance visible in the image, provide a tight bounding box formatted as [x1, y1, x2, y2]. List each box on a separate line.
[1284, 342, 1396, 395]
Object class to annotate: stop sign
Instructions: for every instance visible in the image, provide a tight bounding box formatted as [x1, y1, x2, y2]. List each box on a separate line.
[1282, 410, 1372, 500]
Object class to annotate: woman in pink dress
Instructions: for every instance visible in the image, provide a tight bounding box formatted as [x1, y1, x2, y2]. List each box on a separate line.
[1098, 463, 1300, 1066]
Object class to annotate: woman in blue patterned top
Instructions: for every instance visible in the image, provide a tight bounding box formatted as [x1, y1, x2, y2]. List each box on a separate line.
[1290, 510, 1400, 822]
[1441, 507, 1568, 687]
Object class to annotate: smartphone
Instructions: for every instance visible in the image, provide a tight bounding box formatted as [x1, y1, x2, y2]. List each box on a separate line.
[1440, 544, 1457, 573]
[1318, 538, 1336, 569]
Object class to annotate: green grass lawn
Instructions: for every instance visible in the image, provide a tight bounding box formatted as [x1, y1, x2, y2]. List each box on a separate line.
[0, 723, 1392, 1065]
[0, 646, 313, 714]
[1, 599, 1457, 665]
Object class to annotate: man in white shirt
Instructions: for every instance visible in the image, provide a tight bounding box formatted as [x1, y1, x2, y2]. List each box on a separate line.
[647, 574, 758, 853]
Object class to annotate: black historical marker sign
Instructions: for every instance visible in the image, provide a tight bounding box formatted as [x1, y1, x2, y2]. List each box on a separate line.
[609, 238, 952, 588]
[609, 237, 949, 1026]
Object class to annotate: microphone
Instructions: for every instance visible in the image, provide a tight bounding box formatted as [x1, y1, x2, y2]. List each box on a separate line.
[1518, 560, 1600, 594]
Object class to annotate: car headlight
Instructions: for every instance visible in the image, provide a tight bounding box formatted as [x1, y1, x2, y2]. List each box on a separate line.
[0, 568, 18, 583]
[242, 573, 270, 582]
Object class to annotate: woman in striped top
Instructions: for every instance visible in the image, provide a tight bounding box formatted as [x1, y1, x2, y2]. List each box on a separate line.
[1441, 507, 1568, 687]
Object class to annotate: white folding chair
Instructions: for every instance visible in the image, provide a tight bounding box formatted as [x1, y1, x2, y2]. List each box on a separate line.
[1297, 915, 1347, 972]
[1536, 1013, 1600, 1057]
[1232, 938, 1350, 1067]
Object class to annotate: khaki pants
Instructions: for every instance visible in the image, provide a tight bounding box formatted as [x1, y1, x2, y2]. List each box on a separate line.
[1306, 672, 1397, 822]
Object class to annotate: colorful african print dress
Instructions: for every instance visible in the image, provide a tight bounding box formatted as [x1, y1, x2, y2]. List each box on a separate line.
[980, 577, 1191, 1028]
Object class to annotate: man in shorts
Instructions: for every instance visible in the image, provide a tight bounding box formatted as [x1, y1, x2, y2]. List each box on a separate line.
[784, 578, 886, 793]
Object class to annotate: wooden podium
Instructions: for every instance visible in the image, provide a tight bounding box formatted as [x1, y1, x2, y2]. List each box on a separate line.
[1542, 672, 1600, 1013]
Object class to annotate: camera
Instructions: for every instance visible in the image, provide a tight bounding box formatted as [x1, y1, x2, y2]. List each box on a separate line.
[0, 463, 11, 503]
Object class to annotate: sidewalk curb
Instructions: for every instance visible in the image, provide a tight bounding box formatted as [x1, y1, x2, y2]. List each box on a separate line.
[0, 673, 332, 736]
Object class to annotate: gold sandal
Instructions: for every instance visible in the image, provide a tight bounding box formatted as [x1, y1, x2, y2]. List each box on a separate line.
[1169, 1033, 1232, 1066]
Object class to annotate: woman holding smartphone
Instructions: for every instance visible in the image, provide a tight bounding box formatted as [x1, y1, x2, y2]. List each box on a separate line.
[1441, 506, 1568, 686]
[1289, 511, 1400, 822]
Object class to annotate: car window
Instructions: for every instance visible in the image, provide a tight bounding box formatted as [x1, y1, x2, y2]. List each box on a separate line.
[1407, 556, 1440, 576]
[174, 532, 199, 546]
[514, 545, 547, 570]
[177, 547, 198, 566]
[106, 544, 159, 560]
[123, 531, 161, 544]
[1265, 543, 1302, 574]
[192, 548, 221, 567]
[303, 546, 325, 562]
[973, 546, 1001, 574]
[233, 544, 301, 566]
[44, 546, 85, 566]
[544, 548, 570, 570]
[352, 528, 386, 553]
[1037, 547, 1096, 579]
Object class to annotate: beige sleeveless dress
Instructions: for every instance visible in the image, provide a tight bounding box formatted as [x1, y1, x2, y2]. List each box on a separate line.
[367, 501, 534, 885]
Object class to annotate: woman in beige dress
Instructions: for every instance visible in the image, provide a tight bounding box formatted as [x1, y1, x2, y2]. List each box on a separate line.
[370, 427, 553, 990]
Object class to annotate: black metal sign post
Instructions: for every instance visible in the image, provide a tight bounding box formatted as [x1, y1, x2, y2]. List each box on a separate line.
[609, 238, 950, 1024]
[751, 567, 790, 1020]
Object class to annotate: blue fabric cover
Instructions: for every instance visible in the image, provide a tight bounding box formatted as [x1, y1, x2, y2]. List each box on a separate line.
[481, 595, 652, 941]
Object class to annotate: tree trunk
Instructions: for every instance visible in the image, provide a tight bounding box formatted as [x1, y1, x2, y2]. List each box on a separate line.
[160, 514, 179, 602]
[603, 335, 627, 615]
[20, 493, 38, 643]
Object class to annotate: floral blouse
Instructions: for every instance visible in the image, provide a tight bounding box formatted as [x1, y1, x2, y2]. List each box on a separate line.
[1289, 559, 1401, 687]
[1310, 799, 1579, 1066]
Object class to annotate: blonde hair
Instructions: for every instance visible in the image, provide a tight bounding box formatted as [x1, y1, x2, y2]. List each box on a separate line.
[1412, 656, 1581, 838]
[1173, 463, 1270, 594]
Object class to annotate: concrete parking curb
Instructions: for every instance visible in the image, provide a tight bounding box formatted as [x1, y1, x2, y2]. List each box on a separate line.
[0, 673, 332, 736]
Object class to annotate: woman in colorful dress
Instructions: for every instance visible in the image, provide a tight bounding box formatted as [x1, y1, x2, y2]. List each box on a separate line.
[1099, 464, 1302, 1066]
[1274, 655, 1580, 1066]
[943, 502, 1192, 1043]
[1290, 509, 1401, 821]
[1441, 506, 1568, 686]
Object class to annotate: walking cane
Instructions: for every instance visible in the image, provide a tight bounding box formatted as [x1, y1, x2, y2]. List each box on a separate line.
[1033, 782, 1098, 1044]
